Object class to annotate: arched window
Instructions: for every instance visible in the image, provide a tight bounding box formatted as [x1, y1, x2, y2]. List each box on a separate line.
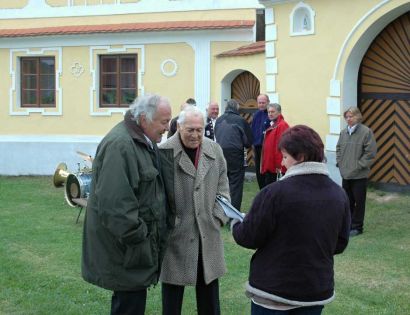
[290, 2, 315, 36]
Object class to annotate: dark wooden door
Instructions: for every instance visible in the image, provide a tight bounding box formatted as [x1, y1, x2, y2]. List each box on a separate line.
[231, 71, 260, 167]
[358, 12, 410, 186]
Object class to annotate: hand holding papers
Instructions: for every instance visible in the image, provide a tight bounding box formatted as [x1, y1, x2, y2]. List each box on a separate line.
[216, 195, 245, 222]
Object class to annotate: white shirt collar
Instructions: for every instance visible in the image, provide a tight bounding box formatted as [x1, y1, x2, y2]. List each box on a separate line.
[143, 134, 154, 149]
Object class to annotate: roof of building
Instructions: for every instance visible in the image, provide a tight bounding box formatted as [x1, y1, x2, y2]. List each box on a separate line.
[0, 20, 254, 38]
[217, 41, 265, 57]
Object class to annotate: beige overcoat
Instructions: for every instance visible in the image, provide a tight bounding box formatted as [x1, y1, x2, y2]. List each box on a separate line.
[159, 133, 230, 285]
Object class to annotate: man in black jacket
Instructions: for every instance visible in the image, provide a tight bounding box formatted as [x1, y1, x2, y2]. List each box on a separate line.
[215, 99, 253, 210]
[204, 101, 219, 141]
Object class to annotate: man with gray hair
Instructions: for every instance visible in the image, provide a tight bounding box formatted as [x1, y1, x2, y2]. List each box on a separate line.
[260, 102, 290, 187]
[82, 94, 175, 315]
[214, 99, 253, 211]
[161, 105, 230, 315]
[204, 101, 219, 141]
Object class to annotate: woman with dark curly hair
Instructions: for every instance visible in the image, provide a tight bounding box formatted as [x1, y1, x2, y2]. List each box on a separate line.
[232, 125, 351, 315]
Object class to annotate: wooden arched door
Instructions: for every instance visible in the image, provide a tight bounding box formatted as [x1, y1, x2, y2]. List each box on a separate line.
[358, 12, 410, 186]
[231, 71, 260, 168]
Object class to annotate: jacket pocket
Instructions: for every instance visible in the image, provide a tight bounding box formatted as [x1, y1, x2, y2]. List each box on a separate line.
[123, 236, 155, 269]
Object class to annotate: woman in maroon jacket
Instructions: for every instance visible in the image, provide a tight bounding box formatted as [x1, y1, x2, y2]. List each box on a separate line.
[260, 103, 289, 188]
[232, 125, 350, 315]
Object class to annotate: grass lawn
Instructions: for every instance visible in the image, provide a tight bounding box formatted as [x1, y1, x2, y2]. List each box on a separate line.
[0, 176, 409, 314]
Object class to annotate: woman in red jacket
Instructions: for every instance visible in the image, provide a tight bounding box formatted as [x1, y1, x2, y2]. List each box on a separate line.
[260, 103, 290, 188]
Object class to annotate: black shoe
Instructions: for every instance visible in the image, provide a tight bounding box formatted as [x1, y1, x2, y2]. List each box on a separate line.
[349, 229, 363, 237]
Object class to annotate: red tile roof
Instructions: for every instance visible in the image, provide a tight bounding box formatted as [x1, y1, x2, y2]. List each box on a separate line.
[217, 41, 265, 57]
[0, 20, 254, 38]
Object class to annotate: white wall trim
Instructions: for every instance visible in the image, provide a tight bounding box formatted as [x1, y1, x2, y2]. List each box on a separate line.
[9, 47, 63, 116]
[264, 7, 277, 101]
[0, 0, 263, 19]
[0, 29, 254, 49]
[265, 41, 275, 57]
[332, 0, 391, 80]
[265, 7, 274, 24]
[187, 40, 211, 113]
[266, 57, 277, 74]
[265, 24, 277, 41]
[0, 134, 103, 176]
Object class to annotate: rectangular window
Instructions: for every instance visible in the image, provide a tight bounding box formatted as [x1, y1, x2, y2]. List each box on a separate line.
[21, 57, 56, 108]
[100, 54, 138, 108]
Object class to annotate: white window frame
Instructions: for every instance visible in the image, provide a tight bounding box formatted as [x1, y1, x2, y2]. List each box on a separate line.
[9, 47, 62, 116]
[89, 45, 145, 116]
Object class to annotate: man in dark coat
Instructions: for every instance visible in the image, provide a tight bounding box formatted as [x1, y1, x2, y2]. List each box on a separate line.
[251, 94, 269, 189]
[215, 99, 253, 211]
[82, 94, 175, 315]
[204, 101, 219, 141]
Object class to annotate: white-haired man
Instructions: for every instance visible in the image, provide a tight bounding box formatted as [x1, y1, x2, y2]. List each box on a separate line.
[204, 101, 219, 141]
[160, 106, 230, 315]
[82, 94, 175, 315]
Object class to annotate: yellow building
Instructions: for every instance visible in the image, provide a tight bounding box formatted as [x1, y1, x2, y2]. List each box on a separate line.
[1, 0, 409, 188]
[259, 0, 409, 187]
[0, 0, 265, 175]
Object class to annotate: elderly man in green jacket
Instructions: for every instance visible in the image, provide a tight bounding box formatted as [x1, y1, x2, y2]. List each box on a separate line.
[82, 94, 175, 315]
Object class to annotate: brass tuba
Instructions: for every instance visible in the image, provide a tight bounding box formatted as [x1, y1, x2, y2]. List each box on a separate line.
[53, 162, 70, 187]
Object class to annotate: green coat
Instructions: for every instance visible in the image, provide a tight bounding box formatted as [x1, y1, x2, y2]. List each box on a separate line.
[336, 123, 377, 180]
[82, 112, 175, 291]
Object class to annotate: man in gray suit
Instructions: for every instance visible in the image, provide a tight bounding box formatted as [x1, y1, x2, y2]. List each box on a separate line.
[160, 106, 230, 315]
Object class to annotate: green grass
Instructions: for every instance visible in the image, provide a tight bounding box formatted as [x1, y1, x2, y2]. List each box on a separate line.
[0, 176, 409, 314]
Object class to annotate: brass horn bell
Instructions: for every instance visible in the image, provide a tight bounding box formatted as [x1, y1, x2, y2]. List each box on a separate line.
[53, 162, 70, 187]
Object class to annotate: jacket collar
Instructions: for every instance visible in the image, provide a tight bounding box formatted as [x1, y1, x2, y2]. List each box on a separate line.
[167, 133, 216, 159]
[124, 110, 153, 149]
[224, 108, 240, 116]
[280, 162, 329, 181]
[164, 134, 216, 180]
[344, 123, 362, 135]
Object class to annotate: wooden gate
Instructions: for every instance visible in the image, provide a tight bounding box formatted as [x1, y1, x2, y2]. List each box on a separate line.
[231, 71, 260, 168]
[358, 12, 410, 186]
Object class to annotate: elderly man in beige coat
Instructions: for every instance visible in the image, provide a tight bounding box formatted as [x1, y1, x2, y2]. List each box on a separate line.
[159, 106, 230, 315]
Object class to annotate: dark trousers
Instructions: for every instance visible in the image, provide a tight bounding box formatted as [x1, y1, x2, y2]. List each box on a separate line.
[162, 249, 220, 315]
[342, 178, 368, 232]
[261, 172, 279, 189]
[251, 302, 323, 315]
[111, 289, 147, 315]
[227, 166, 246, 211]
[254, 145, 265, 189]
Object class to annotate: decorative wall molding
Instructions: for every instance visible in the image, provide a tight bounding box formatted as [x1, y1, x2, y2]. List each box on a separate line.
[187, 40, 211, 113]
[264, 7, 277, 102]
[160, 59, 178, 77]
[89, 44, 145, 116]
[9, 47, 63, 116]
[0, 0, 262, 19]
[71, 61, 84, 77]
[289, 2, 315, 36]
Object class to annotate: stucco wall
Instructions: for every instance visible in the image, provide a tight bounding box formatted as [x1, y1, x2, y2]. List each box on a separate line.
[268, 0, 409, 142]
[271, 0, 381, 137]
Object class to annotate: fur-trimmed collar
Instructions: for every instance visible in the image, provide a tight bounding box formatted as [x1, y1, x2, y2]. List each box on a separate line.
[280, 162, 329, 181]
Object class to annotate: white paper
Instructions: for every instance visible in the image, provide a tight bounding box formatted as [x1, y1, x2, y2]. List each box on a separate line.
[216, 195, 244, 222]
